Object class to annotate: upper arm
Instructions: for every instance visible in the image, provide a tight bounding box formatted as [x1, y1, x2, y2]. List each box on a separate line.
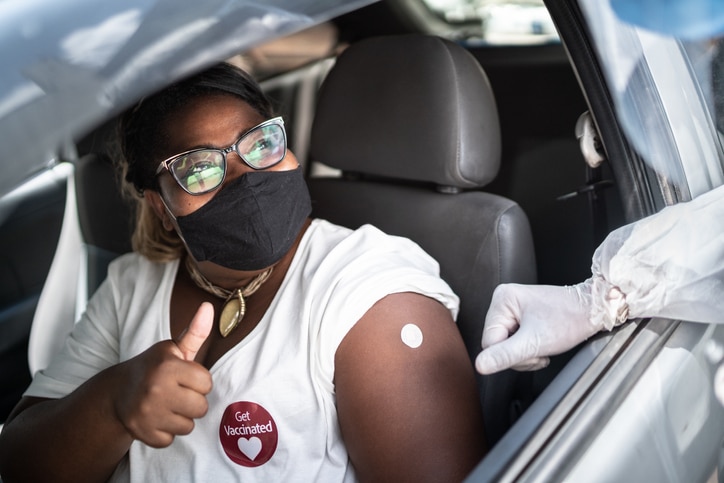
[334, 292, 486, 483]
[3, 396, 50, 426]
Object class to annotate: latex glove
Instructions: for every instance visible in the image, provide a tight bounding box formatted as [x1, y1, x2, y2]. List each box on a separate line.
[475, 281, 608, 374]
[476, 185, 724, 375]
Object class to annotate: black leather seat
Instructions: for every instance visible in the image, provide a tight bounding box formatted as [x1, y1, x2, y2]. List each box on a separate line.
[307, 34, 537, 444]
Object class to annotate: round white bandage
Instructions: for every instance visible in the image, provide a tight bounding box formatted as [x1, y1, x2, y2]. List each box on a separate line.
[401, 323, 423, 348]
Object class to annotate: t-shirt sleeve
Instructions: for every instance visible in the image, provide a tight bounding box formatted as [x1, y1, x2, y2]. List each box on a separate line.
[307, 223, 459, 389]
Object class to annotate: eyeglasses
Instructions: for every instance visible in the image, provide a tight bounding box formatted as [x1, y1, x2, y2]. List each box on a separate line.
[155, 117, 286, 195]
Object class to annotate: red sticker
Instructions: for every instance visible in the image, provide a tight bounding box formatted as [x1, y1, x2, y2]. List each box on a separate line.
[219, 401, 278, 467]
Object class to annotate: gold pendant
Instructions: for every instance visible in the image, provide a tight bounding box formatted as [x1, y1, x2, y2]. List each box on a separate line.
[219, 291, 246, 338]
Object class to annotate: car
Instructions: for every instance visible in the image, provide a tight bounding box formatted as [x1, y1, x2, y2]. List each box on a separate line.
[1, 0, 722, 481]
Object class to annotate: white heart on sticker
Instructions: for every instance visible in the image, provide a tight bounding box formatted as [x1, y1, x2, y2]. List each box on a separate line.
[237, 436, 262, 461]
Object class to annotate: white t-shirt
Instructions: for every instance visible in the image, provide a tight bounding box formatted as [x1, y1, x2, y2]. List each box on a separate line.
[25, 219, 459, 482]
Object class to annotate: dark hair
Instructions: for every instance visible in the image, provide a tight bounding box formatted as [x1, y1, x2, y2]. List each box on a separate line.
[119, 62, 275, 193]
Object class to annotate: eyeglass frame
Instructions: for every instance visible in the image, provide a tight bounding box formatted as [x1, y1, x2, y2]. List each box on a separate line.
[154, 116, 287, 195]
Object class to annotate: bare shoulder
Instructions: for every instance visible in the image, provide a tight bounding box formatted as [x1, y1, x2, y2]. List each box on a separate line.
[335, 292, 486, 483]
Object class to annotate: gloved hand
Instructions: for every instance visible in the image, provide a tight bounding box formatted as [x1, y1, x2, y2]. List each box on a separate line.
[475, 281, 609, 374]
[476, 185, 724, 375]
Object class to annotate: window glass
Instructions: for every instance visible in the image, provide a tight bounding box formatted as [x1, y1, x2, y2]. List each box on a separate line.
[419, 0, 558, 44]
[579, 0, 724, 198]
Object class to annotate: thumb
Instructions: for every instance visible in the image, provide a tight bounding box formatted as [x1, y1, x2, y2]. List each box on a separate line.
[176, 302, 214, 361]
[475, 330, 540, 375]
[475, 342, 516, 375]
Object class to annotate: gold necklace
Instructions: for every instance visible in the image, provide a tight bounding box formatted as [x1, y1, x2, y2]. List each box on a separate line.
[184, 257, 273, 337]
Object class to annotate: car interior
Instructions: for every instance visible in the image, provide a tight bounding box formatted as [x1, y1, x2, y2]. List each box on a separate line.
[0, 0, 629, 457]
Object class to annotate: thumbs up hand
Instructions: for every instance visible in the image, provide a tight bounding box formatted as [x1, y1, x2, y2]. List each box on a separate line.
[114, 303, 214, 448]
[174, 302, 214, 362]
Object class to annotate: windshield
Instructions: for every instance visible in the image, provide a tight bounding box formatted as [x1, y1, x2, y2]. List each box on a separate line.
[579, 0, 724, 198]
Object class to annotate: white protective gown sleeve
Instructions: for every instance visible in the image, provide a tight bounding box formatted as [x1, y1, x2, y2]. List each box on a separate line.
[476, 184, 724, 375]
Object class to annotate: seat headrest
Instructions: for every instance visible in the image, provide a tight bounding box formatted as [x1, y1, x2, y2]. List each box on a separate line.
[310, 34, 500, 189]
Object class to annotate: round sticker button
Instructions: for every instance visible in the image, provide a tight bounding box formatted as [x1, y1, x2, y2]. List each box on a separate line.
[219, 401, 278, 467]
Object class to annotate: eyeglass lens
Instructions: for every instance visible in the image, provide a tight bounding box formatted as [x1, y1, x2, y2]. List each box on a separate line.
[170, 121, 285, 194]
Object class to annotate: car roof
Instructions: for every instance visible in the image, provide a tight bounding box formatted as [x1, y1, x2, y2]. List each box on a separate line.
[0, 0, 376, 197]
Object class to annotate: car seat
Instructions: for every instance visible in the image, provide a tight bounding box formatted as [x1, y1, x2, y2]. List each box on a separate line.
[28, 152, 133, 375]
[307, 34, 537, 444]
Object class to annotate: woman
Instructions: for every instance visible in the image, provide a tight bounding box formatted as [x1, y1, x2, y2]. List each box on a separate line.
[0, 63, 485, 482]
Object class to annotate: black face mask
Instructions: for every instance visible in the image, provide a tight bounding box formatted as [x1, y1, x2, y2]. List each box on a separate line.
[174, 166, 311, 271]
